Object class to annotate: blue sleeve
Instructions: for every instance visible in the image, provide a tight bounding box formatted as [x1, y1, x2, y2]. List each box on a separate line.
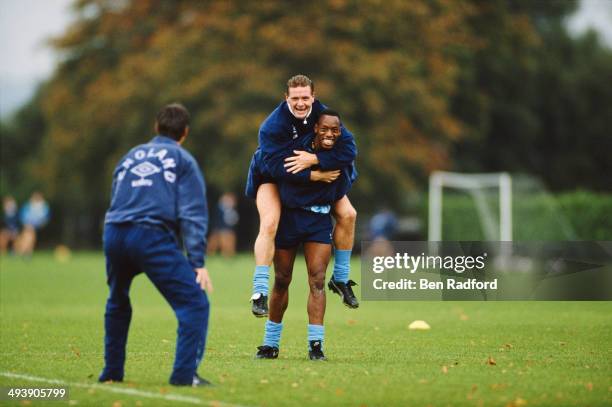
[260, 126, 312, 184]
[315, 127, 357, 170]
[177, 156, 209, 268]
[263, 148, 312, 184]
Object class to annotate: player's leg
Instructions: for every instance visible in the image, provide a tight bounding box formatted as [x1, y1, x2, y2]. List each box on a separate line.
[0, 230, 9, 255]
[134, 225, 211, 386]
[99, 224, 138, 382]
[330, 195, 359, 308]
[304, 241, 332, 360]
[251, 183, 281, 317]
[256, 246, 296, 359]
[17, 225, 36, 257]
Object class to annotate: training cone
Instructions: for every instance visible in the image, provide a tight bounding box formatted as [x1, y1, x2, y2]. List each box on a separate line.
[408, 320, 431, 330]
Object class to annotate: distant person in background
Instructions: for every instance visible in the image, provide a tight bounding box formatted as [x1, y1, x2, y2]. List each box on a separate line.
[16, 192, 50, 257]
[207, 192, 239, 257]
[0, 196, 20, 255]
[366, 208, 398, 257]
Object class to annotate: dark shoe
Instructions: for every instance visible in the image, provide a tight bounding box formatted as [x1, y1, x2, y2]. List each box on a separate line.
[255, 345, 279, 359]
[251, 293, 269, 317]
[308, 340, 327, 361]
[170, 373, 213, 387]
[192, 374, 213, 387]
[328, 279, 360, 308]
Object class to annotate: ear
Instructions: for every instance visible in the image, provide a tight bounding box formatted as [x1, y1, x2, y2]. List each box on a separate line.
[178, 126, 190, 145]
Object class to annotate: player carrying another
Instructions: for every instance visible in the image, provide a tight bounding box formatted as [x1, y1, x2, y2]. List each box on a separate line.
[99, 103, 213, 387]
[246, 74, 359, 317]
[255, 109, 354, 361]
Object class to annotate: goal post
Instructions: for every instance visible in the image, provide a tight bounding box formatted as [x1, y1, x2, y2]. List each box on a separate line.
[428, 171, 513, 241]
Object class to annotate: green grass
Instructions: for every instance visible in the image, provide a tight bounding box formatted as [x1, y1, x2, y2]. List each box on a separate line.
[1, 252, 610, 406]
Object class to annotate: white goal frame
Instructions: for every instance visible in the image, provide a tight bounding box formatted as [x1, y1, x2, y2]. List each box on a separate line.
[428, 171, 512, 241]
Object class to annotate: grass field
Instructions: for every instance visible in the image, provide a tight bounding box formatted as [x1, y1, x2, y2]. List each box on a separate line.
[1, 252, 610, 406]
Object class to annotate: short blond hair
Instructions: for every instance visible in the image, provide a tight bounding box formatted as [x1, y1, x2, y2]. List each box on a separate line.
[286, 74, 314, 94]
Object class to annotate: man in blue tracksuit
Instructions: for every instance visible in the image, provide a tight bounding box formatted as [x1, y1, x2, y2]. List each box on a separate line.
[246, 75, 360, 317]
[99, 103, 213, 387]
[255, 109, 355, 361]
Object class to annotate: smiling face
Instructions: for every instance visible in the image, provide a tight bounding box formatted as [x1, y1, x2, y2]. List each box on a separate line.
[286, 85, 315, 120]
[314, 114, 341, 150]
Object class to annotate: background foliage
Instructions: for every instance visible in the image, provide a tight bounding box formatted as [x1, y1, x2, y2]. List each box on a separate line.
[1, 0, 610, 247]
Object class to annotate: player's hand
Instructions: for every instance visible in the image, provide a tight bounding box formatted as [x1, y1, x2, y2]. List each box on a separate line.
[311, 170, 341, 183]
[284, 150, 319, 174]
[195, 267, 213, 293]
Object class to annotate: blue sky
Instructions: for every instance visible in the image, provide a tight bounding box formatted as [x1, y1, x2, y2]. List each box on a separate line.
[1, 0, 611, 118]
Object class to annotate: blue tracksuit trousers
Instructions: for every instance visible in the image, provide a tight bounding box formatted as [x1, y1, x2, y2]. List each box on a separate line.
[100, 223, 209, 384]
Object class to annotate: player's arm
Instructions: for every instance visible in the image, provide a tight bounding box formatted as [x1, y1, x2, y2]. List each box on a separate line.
[284, 127, 357, 173]
[259, 126, 313, 184]
[177, 156, 209, 269]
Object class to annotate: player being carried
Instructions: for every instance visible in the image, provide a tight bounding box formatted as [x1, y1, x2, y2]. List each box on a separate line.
[245, 75, 359, 317]
[255, 109, 354, 360]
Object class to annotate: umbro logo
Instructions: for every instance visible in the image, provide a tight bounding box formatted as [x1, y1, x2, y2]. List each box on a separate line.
[131, 161, 160, 187]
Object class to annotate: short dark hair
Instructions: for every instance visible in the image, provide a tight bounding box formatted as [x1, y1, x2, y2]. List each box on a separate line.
[318, 108, 341, 121]
[286, 74, 314, 93]
[156, 103, 190, 140]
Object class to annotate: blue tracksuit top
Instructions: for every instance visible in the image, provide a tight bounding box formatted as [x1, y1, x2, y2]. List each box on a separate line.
[277, 134, 355, 209]
[105, 135, 208, 268]
[258, 100, 357, 184]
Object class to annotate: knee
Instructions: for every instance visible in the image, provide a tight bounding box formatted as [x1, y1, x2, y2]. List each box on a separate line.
[274, 274, 292, 291]
[336, 204, 357, 224]
[259, 214, 279, 237]
[178, 296, 209, 327]
[308, 270, 326, 294]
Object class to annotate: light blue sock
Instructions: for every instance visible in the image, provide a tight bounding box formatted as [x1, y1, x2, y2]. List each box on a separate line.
[252, 265, 270, 296]
[307, 324, 325, 350]
[332, 249, 351, 283]
[263, 320, 283, 348]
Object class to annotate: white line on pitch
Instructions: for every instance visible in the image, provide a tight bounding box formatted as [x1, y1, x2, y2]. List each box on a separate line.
[0, 372, 250, 407]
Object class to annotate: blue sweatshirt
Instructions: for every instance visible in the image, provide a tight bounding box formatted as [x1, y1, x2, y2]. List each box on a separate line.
[105, 135, 208, 268]
[258, 100, 357, 183]
[277, 134, 355, 209]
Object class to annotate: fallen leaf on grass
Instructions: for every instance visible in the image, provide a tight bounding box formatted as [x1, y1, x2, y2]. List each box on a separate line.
[291, 382, 299, 388]
[260, 379, 269, 384]
[505, 397, 527, 407]
[487, 356, 497, 366]
[460, 313, 469, 321]
[441, 365, 448, 374]
[112, 402, 122, 407]
[585, 382, 593, 391]
[335, 388, 344, 396]
[347, 319, 357, 325]
[70, 345, 81, 358]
